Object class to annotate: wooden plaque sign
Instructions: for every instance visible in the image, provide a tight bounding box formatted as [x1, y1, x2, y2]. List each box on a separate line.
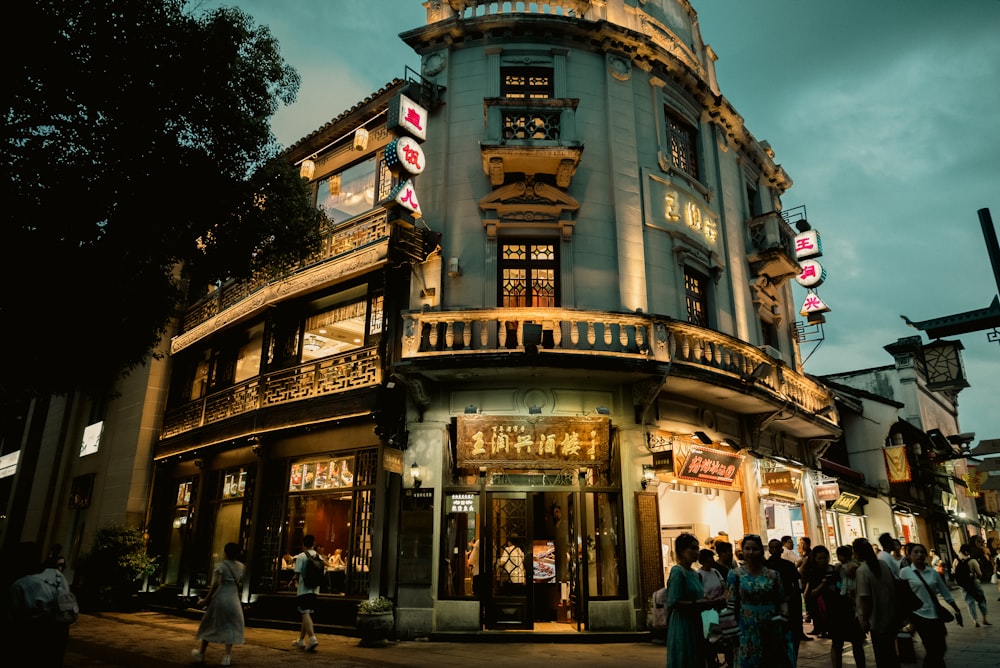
[455, 415, 610, 469]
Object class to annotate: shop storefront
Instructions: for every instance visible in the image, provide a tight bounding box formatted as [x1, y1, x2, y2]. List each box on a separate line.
[437, 413, 620, 630]
[651, 435, 746, 579]
[759, 462, 807, 546]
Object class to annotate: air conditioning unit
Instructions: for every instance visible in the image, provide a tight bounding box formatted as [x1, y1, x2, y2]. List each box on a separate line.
[759, 345, 783, 361]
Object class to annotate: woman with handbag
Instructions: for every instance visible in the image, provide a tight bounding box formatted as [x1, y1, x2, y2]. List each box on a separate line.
[191, 542, 246, 666]
[899, 543, 962, 668]
[666, 533, 725, 668]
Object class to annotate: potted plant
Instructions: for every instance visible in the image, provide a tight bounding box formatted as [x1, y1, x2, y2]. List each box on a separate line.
[356, 595, 394, 646]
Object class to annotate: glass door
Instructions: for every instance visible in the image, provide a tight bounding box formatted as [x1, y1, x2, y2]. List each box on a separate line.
[484, 492, 532, 629]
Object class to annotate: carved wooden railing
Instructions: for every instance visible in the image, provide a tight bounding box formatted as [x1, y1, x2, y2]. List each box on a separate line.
[181, 210, 391, 333]
[400, 308, 834, 413]
[160, 347, 380, 439]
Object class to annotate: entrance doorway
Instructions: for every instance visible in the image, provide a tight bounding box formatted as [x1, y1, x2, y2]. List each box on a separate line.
[483, 490, 580, 630]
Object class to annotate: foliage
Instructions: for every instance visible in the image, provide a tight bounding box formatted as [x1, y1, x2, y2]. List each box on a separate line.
[77, 525, 158, 608]
[358, 596, 394, 614]
[2, 0, 325, 408]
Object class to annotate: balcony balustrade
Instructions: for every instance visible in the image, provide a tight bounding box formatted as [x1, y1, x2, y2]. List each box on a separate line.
[401, 308, 834, 415]
[434, 1, 593, 20]
[181, 210, 391, 334]
[160, 347, 380, 440]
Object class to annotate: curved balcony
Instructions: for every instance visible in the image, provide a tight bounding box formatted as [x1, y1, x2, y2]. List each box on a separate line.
[399, 308, 837, 428]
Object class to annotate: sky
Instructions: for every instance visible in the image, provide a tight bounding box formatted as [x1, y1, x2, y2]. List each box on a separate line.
[214, 0, 1000, 446]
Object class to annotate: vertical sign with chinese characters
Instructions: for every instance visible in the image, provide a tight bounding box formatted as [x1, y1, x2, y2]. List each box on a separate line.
[795, 225, 831, 319]
[386, 93, 429, 218]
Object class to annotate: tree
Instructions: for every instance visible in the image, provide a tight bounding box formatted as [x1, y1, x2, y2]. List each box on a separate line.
[2, 0, 325, 407]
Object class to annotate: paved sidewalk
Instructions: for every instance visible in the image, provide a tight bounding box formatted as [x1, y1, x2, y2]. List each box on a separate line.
[61, 585, 1000, 667]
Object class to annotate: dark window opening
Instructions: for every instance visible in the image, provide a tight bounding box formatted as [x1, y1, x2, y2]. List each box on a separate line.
[665, 107, 699, 180]
[684, 268, 709, 326]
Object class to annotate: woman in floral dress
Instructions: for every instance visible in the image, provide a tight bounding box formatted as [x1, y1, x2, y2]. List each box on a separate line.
[726, 535, 791, 668]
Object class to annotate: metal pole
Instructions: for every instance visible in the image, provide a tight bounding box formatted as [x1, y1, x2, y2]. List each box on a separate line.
[979, 207, 1000, 297]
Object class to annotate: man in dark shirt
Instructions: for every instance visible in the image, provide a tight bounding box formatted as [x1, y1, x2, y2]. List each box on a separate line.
[767, 538, 810, 646]
[714, 540, 734, 580]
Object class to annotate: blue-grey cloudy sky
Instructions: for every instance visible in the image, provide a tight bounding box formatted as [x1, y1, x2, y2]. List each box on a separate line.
[217, 0, 1000, 445]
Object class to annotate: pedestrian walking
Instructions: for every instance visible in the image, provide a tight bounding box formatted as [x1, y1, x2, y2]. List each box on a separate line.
[953, 544, 990, 627]
[726, 534, 791, 668]
[828, 544, 866, 668]
[900, 543, 963, 668]
[666, 533, 723, 668]
[802, 544, 833, 639]
[853, 537, 900, 668]
[192, 542, 245, 666]
[291, 534, 321, 652]
[766, 538, 808, 662]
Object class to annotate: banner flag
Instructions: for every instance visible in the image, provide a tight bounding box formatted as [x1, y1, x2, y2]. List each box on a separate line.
[883, 445, 912, 483]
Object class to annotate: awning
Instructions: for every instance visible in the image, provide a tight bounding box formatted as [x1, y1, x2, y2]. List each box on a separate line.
[818, 457, 865, 482]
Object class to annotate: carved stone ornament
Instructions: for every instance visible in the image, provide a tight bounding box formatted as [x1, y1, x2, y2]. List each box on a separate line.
[423, 51, 447, 77]
[608, 55, 632, 81]
[478, 177, 580, 225]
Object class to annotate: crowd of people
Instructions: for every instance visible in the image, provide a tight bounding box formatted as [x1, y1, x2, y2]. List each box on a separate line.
[661, 531, 1000, 668]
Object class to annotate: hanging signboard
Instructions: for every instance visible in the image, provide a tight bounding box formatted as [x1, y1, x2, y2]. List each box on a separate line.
[455, 414, 610, 469]
[764, 470, 795, 492]
[675, 445, 743, 487]
[794, 229, 822, 260]
[830, 492, 862, 513]
[815, 482, 841, 501]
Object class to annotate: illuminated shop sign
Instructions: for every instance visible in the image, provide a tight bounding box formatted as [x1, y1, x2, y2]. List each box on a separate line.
[387, 93, 427, 141]
[815, 483, 841, 501]
[176, 481, 192, 506]
[675, 445, 742, 487]
[384, 136, 425, 176]
[455, 415, 610, 469]
[449, 492, 476, 514]
[795, 225, 832, 319]
[384, 93, 428, 218]
[289, 456, 355, 492]
[383, 447, 404, 475]
[794, 229, 822, 260]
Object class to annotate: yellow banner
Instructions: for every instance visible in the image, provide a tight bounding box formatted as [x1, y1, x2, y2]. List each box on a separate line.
[883, 445, 912, 483]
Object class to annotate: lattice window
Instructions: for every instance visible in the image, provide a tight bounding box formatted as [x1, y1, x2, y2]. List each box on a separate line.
[500, 241, 559, 308]
[685, 268, 708, 326]
[501, 66, 554, 99]
[346, 448, 378, 595]
[665, 107, 699, 180]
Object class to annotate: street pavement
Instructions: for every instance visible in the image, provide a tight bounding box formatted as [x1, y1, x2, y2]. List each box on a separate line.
[59, 585, 1000, 667]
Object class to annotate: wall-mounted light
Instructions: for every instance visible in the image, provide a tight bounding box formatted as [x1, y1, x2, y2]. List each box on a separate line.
[816, 405, 835, 417]
[721, 438, 741, 450]
[465, 405, 479, 414]
[411, 462, 422, 488]
[759, 485, 771, 496]
[595, 406, 610, 415]
[748, 361, 773, 382]
[641, 465, 656, 490]
[448, 257, 461, 277]
[529, 405, 542, 415]
[693, 431, 713, 445]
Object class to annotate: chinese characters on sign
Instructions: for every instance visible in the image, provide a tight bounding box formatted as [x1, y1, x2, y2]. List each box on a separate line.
[385, 93, 429, 218]
[664, 188, 718, 244]
[675, 445, 743, 487]
[795, 226, 832, 318]
[455, 415, 610, 469]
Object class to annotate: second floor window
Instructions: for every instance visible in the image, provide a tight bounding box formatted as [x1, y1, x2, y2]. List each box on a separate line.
[317, 156, 391, 224]
[499, 241, 559, 308]
[684, 268, 708, 326]
[665, 107, 699, 180]
[501, 66, 554, 99]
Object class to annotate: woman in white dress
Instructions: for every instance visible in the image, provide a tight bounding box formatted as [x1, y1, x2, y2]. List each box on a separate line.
[192, 542, 245, 666]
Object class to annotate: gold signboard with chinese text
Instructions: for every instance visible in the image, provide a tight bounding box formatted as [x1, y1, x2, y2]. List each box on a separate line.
[675, 445, 743, 487]
[830, 492, 861, 513]
[456, 415, 610, 469]
[764, 469, 803, 500]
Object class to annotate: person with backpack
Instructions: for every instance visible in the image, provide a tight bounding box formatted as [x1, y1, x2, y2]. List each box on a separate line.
[291, 534, 323, 652]
[954, 544, 990, 627]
